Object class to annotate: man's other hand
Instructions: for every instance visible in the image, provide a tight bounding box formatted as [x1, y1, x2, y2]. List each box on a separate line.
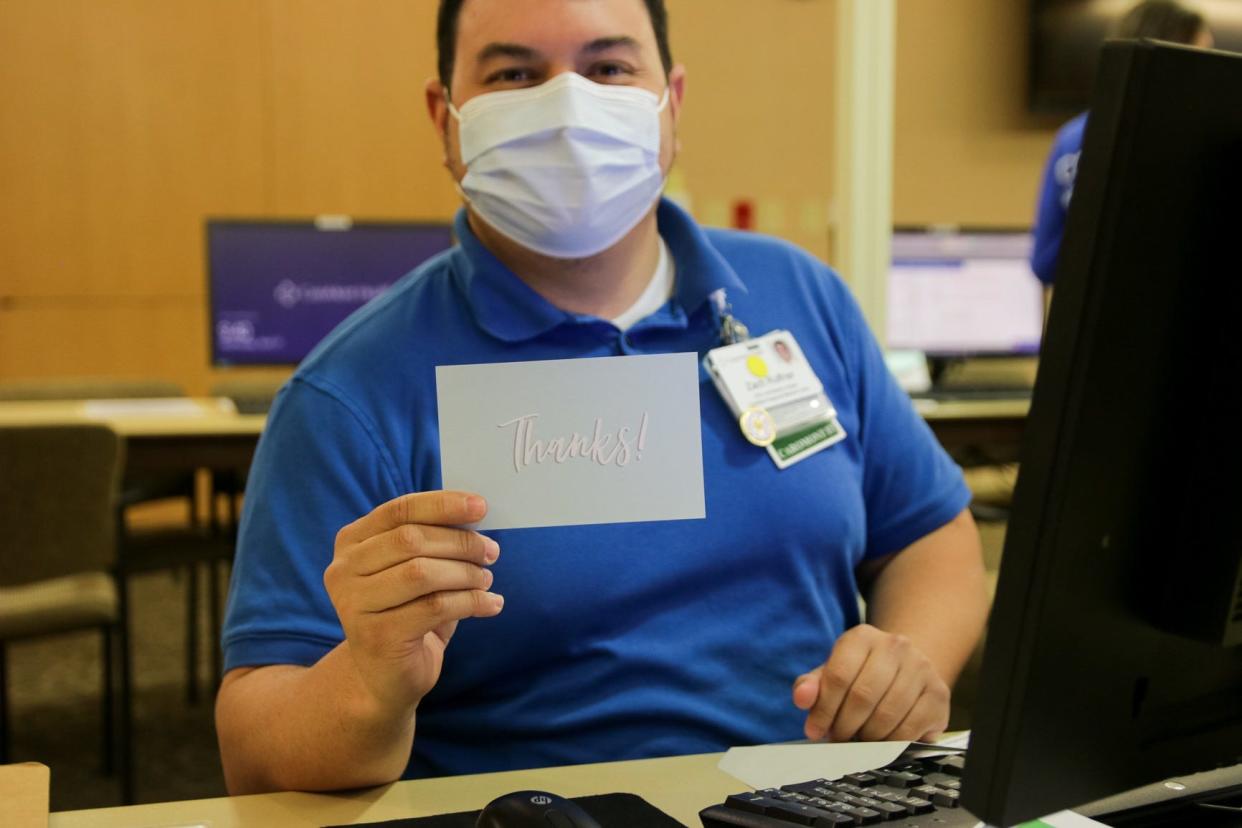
[791, 623, 950, 743]
[324, 490, 504, 719]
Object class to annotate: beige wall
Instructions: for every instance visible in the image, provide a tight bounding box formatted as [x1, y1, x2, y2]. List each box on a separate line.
[0, 0, 1059, 394]
[894, 0, 1061, 228]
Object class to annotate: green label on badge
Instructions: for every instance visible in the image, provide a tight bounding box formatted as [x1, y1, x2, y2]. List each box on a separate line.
[773, 419, 841, 461]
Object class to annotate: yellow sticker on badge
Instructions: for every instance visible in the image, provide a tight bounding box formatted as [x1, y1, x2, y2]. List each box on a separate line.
[739, 406, 777, 446]
[746, 355, 769, 378]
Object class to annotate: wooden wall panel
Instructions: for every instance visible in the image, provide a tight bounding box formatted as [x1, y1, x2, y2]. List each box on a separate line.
[667, 0, 837, 263]
[0, 304, 207, 387]
[0, 0, 93, 298]
[893, 0, 1058, 228]
[264, 0, 458, 219]
[0, 0, 267, 299]
[0, 0, 267, 392]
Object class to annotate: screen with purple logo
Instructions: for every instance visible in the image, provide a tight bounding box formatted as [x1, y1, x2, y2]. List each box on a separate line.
[208, 219, 453, 366]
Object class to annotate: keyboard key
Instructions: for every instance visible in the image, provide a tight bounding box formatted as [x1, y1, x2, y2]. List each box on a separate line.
[897, 796, 935, 815]
[882, 771, 923, 788]
[782, 779, 832, 794]
[932, 755, 966, 776]
[867, 800, 909, 820]
[766, 801, 827, 825]
[841, 805, 883, 825]
[930, 788, 961, 808]
[843, 772, 880, 787]
[725, 793, 769, 814]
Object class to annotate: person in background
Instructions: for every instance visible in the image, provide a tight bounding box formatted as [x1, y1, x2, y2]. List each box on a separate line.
[1030, 0, 1213, 286]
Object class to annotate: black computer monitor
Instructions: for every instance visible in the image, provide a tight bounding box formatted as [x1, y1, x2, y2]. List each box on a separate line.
[887, 228, 1045, 359]
[207, 218, 454, 366]
[962, 41, 1242, 826]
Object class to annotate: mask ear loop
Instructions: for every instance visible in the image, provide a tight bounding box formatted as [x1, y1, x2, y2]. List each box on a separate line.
[441, 87, 473, 206]
[444, 86, 464, 122]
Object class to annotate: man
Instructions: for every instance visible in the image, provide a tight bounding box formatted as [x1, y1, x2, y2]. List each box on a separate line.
[216, 0, 988, 794]
[1031, 0, 1213, 285]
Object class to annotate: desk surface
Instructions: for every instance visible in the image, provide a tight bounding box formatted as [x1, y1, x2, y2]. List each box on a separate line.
[50, 752, 741, 828]
[0, 398, 265, 437]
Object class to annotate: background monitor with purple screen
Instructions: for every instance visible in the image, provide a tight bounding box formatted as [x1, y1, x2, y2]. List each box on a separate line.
[207, 219, 454, 366]
[887, 228, 1045, 358]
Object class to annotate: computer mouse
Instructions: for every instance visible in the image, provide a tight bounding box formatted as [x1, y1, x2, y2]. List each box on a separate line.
[475, 790, 603, 828]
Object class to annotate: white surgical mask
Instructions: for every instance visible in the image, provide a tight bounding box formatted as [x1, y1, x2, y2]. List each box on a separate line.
[448, 72, 670, 260]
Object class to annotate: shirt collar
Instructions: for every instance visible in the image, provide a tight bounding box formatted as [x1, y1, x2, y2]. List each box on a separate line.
[451, 198, 748, 343]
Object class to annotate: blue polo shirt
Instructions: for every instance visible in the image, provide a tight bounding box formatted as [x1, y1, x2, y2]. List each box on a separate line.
[1032, 112, 1088, 285]
[222, 199, 970, 779]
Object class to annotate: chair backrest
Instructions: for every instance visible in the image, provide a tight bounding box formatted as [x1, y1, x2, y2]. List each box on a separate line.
[0, 377, 184, 401]
[0, 425, 123, 586]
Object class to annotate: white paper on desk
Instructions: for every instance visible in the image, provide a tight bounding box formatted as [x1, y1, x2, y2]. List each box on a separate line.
[971, 810, 1110, 828]
[436, 353, 705, 531]
[82, 398, 222, 418]
[718, 742, 909, 790]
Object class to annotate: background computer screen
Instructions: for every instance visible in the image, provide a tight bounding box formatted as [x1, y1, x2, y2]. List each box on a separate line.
[886, 230, 1045, 357]
[962, 41, 1242, 826]
[207, 220, 453, 366]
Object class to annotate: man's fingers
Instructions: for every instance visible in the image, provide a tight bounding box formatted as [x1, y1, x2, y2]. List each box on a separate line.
[858, 664, 924, 742]
[792, 668, 821, 711]
[348, 524, 499, 576]
[376, 588, 505, 640]
[888, 683, 951, 743]
[826, 645, 903, 742]
[369, 557, 495, 612]
[353, 557, 496, 614]
[340, 490, 487, 544]
[804, 642, 868, 741]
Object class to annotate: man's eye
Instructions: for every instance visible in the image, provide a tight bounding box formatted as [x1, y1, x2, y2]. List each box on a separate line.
[588, 62, 634, 81]
[487, 67, 534, 85]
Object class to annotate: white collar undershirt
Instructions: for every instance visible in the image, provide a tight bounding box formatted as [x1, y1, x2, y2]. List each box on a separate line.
[611, 237, 675, 331]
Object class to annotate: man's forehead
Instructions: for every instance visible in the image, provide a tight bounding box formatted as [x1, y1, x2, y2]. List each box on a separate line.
[456, 0, 657, 54]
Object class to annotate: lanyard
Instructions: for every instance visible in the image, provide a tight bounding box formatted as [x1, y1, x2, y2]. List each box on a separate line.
[710, 289, 750, 346]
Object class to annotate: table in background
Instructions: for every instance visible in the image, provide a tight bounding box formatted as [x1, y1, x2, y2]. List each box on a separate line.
[0, 398, 265, 478]
[915, 397, 1029, 465]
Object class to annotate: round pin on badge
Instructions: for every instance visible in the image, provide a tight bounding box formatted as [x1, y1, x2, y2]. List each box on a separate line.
[739, 406, 777, 447]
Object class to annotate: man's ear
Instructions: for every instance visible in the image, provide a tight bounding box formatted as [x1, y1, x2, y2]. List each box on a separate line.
[425, 77, 452, 162]
[667, 64, 687, 122]
[667, 64, 686, 156]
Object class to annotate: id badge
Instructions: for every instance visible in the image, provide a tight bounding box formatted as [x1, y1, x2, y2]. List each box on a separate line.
[703, 330, 846, 469]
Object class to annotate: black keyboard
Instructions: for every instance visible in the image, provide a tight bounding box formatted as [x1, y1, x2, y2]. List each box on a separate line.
[700, 754, 980, 827]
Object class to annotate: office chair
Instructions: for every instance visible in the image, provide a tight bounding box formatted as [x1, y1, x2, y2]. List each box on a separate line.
[0, 378, 228, 704]
[0, 424, 133, 800]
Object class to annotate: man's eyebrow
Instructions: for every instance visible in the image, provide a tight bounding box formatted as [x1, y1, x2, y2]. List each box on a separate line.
[475, 42, 542, 64]
[580, 36, 642, 56]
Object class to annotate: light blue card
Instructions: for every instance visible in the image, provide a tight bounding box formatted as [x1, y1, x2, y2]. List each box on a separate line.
[436, 353, 705, 530]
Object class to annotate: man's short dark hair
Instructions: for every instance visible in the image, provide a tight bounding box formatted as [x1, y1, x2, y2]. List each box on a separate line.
[1115, 0, 1208, 44]
[436, 0, 673, 90]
